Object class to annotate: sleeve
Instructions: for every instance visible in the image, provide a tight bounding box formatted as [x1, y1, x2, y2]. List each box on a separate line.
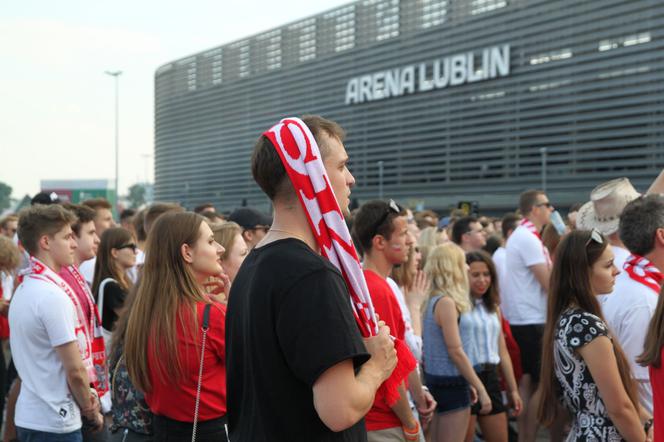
[566, 312, 608, 351]
[521, 233, 547, 267]
[40, 291, 77, 347]
[105, 282, 127, 311]
[276, 269, 370, 387]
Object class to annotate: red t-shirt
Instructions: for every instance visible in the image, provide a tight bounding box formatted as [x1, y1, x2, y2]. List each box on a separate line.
[650, 347, 664, 442]
[145, 301, 227, 422]
[363, 269, 409, 431]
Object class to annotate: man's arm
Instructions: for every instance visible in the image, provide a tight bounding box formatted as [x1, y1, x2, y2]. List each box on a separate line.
[54, 341, 103, 430]
[529, 263, 551, 292]
[313, 323, 396, 432]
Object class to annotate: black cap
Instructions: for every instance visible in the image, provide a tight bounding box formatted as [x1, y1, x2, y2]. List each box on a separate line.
[228, 207, 272, 230]
[31, 192, 60, 205]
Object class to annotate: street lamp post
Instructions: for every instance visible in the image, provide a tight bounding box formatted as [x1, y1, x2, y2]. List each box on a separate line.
[105, 70, 122, 210]
[539, 147, 548, 192]
[377, 160, 384, 199]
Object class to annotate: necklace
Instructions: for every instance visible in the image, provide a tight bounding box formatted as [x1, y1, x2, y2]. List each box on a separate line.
[269, 228, 310, 244]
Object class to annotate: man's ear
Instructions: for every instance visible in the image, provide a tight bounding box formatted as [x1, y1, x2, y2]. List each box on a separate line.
[181, 243, 194, 264]
[371, 234, 386, 252]
[655, 228, 664, 248]
[38, 234, 50, 252]
[242, 230, 253, 242]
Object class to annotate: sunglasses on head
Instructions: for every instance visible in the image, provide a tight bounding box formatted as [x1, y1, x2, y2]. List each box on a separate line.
[585, 228, 604, 247]
[117, 243, 137, 252]
[370, 199, 401, 237]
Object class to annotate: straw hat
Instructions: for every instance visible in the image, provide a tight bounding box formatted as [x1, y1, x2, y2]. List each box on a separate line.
[576, 178, 641, 235]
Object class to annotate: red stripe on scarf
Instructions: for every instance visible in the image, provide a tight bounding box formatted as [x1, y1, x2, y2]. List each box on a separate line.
[624, 254, 664, 294]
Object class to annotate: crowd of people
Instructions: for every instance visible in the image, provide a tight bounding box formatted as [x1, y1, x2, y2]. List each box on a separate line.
[1, 114, 664, 442]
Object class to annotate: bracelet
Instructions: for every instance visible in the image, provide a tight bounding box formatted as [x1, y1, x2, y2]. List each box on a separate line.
[644, 418, 653, 435]
[403, 420, 420, 441]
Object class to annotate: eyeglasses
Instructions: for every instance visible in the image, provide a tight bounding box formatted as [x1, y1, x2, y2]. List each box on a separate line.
[117, 243, 137, 252]
[536, 202, 553, 208]
[585, 229, 604, 247]
[370, 199, 401, 237]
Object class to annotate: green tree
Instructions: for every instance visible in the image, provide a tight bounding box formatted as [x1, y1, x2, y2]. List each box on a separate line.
[127, 183, 146, 209]
[0, 182, 12, 211]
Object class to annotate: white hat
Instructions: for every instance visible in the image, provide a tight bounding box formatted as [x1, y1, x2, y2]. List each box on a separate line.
[576, 178, 641, 236]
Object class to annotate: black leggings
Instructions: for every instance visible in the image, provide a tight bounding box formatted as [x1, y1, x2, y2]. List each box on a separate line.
[152, 415, 228, 442]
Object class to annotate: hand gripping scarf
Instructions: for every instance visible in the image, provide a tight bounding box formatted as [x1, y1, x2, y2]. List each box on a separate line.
[263, 117, 415, 405]
[624, 254, 664, 294]
[520, 219, 552, 267]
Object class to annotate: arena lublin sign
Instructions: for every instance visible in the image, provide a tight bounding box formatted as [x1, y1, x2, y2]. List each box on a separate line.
[344, 44, 510, 105]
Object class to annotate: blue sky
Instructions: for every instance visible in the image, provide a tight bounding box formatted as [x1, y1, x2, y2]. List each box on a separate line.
[1, 0, 350, 199]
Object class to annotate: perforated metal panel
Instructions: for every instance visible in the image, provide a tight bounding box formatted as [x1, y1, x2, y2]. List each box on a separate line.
[154, 0, 664, 213]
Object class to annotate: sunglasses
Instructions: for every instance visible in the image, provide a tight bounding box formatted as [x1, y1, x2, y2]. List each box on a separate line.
[536, 202, 553, 208]
[585, 228, 604, 247]
[370, 199, 401, 237]
[248, 225, 270, 233]
[117, 243, 137, 252]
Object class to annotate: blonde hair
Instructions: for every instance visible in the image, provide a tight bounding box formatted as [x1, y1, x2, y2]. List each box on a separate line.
[0, 236, 21, 273]
[424, 243, 471, 313]
[418, 226, 440, 269]
[211, 221, 242, 261]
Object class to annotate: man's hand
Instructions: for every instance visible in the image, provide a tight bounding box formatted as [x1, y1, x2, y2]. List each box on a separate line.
[362, 321, 397, 383]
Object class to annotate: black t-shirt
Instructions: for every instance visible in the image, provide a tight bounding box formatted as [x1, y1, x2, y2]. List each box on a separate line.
[226, 239, 370, 442]
[99, 279, 126, 331]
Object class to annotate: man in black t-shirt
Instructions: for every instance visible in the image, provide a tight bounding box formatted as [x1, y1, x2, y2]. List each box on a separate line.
[226, 115, 397, 441]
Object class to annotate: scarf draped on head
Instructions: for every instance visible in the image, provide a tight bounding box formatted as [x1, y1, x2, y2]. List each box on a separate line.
[263, 117, 415, 405]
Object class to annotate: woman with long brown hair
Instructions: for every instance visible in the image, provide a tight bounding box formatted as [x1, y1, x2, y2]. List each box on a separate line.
[124, 212, 228, 442]
[639, 288, 664, 440]
[92, 227, 136, 344]
[464, 251, 522, 442]
[538, 229, 652, 441]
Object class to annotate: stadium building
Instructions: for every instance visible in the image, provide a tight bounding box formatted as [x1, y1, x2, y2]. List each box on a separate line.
[154, 0, 664, 213]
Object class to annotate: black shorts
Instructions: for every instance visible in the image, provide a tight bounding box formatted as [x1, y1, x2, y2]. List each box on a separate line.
[424, 373, 471, 414]
[510, 324, 544, 383]
[471, 364, 507, 416]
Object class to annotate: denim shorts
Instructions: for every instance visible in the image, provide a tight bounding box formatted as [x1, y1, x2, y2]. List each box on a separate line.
[424, 373, 471, 414]
[16, 427, 82, 442]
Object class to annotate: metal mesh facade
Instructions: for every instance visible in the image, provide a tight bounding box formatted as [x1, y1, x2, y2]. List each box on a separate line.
[155, 0, 664, 212]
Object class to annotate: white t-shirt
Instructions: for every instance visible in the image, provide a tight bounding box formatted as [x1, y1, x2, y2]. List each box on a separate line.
[612, 245, 630, 273]
[492, 247, 507, 298]
[501, 225, 548, 325]
[9, 275, 81, 433]
[386, 277, 422, 363]
[1, 272, 13, 300]
[602, 271, 658, 414]
[78, 257, 96, 285]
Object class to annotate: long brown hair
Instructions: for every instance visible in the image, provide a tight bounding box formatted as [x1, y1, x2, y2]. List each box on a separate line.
[124, 212, 208, 393]
[465, 251, 499, 313]
[92, 227, 134, 296]
[638, 285, 664, 368]
[538, 230, 639, 427]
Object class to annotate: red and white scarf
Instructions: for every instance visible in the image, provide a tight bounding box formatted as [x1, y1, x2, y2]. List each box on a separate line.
[27, 258, 110, 410]
[624, 254, 664, 294]
[264, 117, 415, 405]
[63, 265, 111, 411]
[520, 219, 552, 267]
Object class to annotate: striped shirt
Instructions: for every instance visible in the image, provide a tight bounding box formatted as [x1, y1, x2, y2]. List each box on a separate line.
[462, 300, 501, 367]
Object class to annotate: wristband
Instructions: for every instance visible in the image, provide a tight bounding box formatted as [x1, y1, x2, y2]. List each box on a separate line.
[403, 420, 420, 441]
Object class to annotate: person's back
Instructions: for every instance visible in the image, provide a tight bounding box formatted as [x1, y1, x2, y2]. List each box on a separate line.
[226, 238, 369, 441]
